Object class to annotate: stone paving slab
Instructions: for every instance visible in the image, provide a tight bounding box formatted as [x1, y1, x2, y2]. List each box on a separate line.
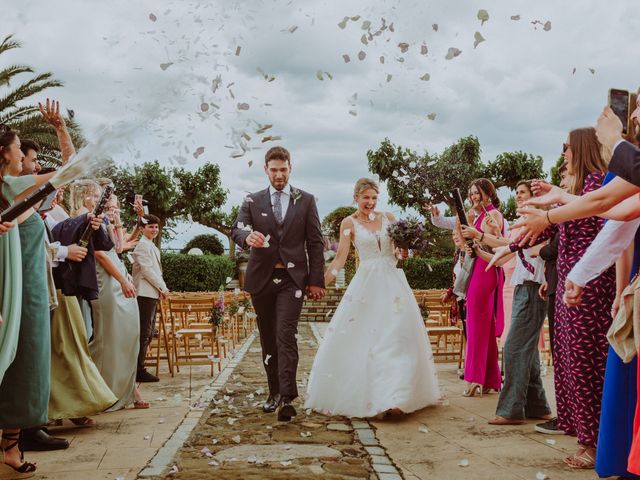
[143, 323, 390, 479]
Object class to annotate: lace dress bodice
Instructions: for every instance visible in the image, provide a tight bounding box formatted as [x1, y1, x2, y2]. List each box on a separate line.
[351, 214, 395, 264]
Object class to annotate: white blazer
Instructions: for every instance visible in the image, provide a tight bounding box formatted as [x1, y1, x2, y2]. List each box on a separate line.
[132, 236, 167, 299]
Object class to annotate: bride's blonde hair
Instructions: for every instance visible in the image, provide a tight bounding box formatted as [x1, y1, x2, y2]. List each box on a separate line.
[353, 178, 379, 198]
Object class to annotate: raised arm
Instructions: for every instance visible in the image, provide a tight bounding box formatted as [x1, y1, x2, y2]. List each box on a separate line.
[324, 217, 354, 286]
[39, 99, 75, 164]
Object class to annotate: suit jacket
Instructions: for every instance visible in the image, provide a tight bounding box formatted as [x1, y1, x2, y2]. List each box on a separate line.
[231, 185, 325, 294]
[608, 141, 640, 186]
[132, 236, 167, 299]
[51, 214, 114, 301]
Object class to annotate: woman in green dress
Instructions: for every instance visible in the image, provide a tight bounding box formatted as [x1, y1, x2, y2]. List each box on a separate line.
[0, 126, 57, 477]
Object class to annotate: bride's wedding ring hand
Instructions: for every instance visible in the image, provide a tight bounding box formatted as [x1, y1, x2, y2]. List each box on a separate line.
[246, 231, 266, 248]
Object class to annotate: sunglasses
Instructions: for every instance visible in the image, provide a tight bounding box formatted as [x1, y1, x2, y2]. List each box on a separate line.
[562, 143, 571, 153]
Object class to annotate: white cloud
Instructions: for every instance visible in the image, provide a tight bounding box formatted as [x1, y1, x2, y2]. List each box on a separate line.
[5, 0, 639, 248]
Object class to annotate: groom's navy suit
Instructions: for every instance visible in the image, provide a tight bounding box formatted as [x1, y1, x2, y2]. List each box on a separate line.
[232, 185, 325, 399]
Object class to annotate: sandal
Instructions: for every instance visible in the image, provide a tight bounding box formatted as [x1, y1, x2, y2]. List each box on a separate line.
[563, 447, 595, 469]
[462, 383, 483, 397]
[134, 400, 150, 409]
[70, 416, 96, 427]
[0, 431, 37, 479]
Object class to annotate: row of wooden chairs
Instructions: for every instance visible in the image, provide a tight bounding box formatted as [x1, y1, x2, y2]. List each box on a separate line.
[144, 292, 257, 377]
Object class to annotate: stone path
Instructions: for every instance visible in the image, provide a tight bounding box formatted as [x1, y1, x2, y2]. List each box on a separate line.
[145, 323, 391, 479]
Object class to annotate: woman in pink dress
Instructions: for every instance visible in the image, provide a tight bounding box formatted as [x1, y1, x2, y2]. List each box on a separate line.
[462, 178, 504, 396]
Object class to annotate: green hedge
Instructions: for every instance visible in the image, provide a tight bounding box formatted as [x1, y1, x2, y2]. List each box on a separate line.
[181, 234, 225, 256]
[401, 257, 454, 289]
[161, 253, 235, 292]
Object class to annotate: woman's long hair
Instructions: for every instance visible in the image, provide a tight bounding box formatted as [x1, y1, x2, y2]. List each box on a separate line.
[470, 178, 500, 209]
[567, 127, 608, 195]
[0, 125, 19, 210]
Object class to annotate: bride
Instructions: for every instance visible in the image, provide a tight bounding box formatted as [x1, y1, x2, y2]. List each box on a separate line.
[305, 178, 440, 418]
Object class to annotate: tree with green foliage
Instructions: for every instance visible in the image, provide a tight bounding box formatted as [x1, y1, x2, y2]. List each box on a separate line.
[503, 195, 518, 222]
[550, 156, 566, 186]
[173, 163, 239, 258]
[0, 35, 85, 165]
[181, 234, 225, 256]
[367, 137, 546, 213]
[322, 206, 357, 239]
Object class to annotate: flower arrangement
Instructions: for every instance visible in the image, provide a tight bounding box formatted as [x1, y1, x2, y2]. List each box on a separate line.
[386, 217, 430, 267]
[209, 286, 225, 327]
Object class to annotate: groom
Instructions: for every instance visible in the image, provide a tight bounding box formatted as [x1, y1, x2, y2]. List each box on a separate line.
[232, 146, 325, 421]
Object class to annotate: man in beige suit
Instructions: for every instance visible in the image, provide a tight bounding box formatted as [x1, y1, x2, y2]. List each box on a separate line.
[132, 214, 169, 382]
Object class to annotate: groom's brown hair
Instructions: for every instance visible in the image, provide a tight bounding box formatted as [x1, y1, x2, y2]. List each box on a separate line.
[265, 146, 290, 165]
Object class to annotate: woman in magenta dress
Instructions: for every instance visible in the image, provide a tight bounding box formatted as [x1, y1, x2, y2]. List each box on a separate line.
[463, 178, 504, 396]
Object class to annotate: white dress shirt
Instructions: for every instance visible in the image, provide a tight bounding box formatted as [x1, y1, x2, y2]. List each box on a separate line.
[430, 213, 510, 237]
[567, 218, 640, 287]
[511, 249, 545, 286]
[269, 183, 291, 220]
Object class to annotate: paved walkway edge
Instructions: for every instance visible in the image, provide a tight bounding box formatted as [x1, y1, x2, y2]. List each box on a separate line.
[308, 322, 404, 480]
[138, 332, 257, 478]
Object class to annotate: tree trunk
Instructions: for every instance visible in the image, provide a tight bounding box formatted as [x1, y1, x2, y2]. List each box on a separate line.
[228, 236, 236, 259]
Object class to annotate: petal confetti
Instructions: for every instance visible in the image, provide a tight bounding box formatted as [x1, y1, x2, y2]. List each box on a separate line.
[543, 21, 552, 31]
[510, 15, 521, 21]
[398, 42, 409, 53]
[477, 9, 489, 26]
[149, 13, 157, 22]
[473, 32, 485, 49]
[445, 47, 462, 60]
[427, 113, 437, 120]
[358, 51, 367, 61]
[420, 73, 431, 81]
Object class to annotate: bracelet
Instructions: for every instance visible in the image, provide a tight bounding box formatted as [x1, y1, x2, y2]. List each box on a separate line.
[479, 232, 485, 242]
[546, 210, 555, 225]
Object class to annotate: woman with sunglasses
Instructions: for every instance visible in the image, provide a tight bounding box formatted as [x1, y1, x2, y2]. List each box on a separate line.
[491, 127, 612, 469]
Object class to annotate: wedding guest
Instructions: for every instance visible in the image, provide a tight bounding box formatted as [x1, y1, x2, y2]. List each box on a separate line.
[495, 127, 613, 469]
[90, 189, 149, 409]
[467, 181, 552, 425]
[0, 122, 70, 476]
[459, 178, 504, 397]
[132, 214, 168, 383]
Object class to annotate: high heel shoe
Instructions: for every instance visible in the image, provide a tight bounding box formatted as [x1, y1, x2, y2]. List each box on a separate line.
[462, 383, 483, 397]
[0, 431, 37, 479]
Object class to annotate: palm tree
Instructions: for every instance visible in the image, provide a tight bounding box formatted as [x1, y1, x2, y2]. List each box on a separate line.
[0, 34, 84, 166]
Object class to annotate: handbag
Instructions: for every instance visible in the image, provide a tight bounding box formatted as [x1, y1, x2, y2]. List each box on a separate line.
[453, 253, 476, 300]
[607, 273, 640, 363]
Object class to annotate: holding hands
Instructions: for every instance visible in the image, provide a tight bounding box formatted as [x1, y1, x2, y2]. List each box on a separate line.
[0, 221, 14, 235]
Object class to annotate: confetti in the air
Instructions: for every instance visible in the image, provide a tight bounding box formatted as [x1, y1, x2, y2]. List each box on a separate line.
[445, 47, 462, 60]
[398, 42, 409, 53]
[160, 62, 173, 71]
[235, 46, 242, 56]
[473, 32, 485, 49]
[338, 16, 349, 29]
[510, 15, 521, 20]
[589, 68, 595, 74]
[237, 103, 250, 110]
[427, 113, 437, 120]
[264, 354, 272, 365]
[193, 146, 205, 159]
[420, 73, 431, 81]
[362, 20, 371, 30]
[316, 70, 324, 81]
[477, 9, 489, 26]
[386, 74, 392, 82]
[543, 21, 552, 31]
[420, 44, 428, 55]
[273, 278, 281, 285]
[295, 290, 303, 298]
[432, 23, 439, 32]
[149, 13, 157, 22]
[343, 54, 351, 63]
[287, 262, 295, 268]
[358, 51, 367, 61]
[200, 103, 209, 112]
[232, 435, 241, 444]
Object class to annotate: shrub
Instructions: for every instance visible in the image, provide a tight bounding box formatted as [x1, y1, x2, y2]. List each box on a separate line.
[161, 253, 235, 292]
[401, 257, 454, 289]
[181, 234, 225, 256]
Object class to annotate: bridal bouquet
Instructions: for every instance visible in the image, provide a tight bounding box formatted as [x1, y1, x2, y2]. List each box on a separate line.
[386, 217, 429, 266]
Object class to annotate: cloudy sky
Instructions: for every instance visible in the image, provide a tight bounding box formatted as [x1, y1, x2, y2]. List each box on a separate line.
[5, 0, 639, 248]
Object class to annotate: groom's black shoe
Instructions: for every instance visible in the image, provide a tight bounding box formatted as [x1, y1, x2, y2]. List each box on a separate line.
[277, 397, 297, 422]
[263, 394, 280, 413]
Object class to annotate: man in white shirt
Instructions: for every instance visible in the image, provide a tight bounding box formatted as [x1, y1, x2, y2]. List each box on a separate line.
[132, 214, 169, 383]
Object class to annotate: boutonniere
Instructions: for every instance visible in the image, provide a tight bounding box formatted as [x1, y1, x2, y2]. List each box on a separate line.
[291, 188, 302, 205]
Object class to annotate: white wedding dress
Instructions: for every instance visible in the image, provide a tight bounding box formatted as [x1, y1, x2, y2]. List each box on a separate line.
[305, 214, 440, 417]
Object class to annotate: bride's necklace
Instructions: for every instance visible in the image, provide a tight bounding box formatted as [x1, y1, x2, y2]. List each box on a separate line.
[357, 211, 376, 223]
